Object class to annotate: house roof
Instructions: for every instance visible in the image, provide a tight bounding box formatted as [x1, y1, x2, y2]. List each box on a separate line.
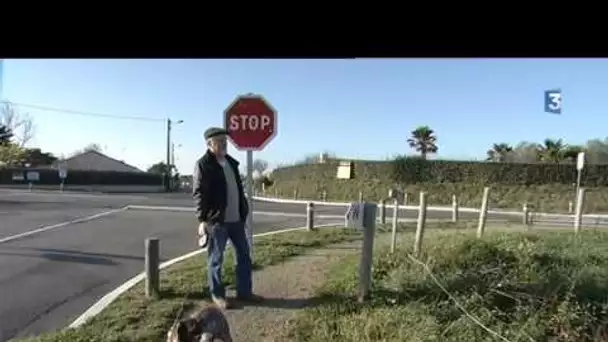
[54, 150, 143, 173]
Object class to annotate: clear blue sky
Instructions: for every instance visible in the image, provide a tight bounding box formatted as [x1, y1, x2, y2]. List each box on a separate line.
[1, 58, 606, 174]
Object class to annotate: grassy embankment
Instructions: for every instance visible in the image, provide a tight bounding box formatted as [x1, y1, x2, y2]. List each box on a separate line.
[267, 161, 608, 213]
[17, 220, 600, 341]
[287, 227, 608, 342]
[15, 228, 362, 342]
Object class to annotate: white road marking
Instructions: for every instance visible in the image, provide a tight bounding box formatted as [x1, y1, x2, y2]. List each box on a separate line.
[126, 205, 193, 212]
[0, 207, 128, 244]
[68, 222, 342, 328]
[0, 189, 149, 200]
[125, 205, 345, 219]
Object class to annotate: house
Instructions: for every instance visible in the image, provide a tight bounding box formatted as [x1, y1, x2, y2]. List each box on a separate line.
[52, 150, 143, 173]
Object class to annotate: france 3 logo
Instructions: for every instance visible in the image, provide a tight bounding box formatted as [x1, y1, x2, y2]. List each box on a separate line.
[544, 89, 562, 115]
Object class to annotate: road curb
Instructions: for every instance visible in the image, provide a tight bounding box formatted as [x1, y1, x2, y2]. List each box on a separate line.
[67, 223, 341, 329]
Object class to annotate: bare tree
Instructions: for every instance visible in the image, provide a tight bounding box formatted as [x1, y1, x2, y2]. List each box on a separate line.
[83, 143, 103, 152]
[1, 102, 35, 147]
[252, 159, 269, 178]
[585, 138, 608, 165]
[294, 151, 337, 165]
[67, 143, 104, 158]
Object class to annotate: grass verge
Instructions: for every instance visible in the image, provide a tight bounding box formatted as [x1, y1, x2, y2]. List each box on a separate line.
[15, 227, 361, 342]
[287, 228, 608, 342]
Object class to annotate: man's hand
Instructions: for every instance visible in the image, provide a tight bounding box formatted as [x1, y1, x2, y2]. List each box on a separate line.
[198, 222, 210, 248]
[198, 222, 208, 237]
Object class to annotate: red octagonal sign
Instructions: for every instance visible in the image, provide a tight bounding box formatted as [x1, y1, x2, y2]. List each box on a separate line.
[224, 94, 278, 151]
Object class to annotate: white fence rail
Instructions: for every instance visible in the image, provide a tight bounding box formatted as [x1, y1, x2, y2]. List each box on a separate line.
[251, 195, 608, 226]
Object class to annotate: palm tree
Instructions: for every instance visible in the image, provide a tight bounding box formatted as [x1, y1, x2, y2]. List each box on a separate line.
[537, 138, 566, 163]
[407, 126, 438, 160]
[562, 145, 585, 163]
[509, 142, 542, 163]
[486, 143, 513, 162]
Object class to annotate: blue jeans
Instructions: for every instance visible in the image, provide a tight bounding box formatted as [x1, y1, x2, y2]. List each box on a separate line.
[207, 221, 252, 299]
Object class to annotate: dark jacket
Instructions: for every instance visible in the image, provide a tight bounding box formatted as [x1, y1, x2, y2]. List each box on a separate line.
[192, 150, 249, 224]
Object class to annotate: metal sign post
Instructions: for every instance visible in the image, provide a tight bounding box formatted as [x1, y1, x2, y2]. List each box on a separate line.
[246, 150, 253, 246]
[224, 93, 278, 256]
[58, 164, 68, 192]
[26, 171, 39, 192]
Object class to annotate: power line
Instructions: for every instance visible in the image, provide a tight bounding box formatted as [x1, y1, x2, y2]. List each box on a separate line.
[0, 100, 165, 122]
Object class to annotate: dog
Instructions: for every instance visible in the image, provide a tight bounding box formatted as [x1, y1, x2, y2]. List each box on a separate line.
[166, 301, 233, 342]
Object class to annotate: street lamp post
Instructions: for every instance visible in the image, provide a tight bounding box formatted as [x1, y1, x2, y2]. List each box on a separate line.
[171, 143, 182, 166]
[165, 118, 183, 192]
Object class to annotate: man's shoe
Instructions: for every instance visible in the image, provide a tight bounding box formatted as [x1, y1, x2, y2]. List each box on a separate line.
[236, 294, 264, 303]
[211, 296, 231, 309]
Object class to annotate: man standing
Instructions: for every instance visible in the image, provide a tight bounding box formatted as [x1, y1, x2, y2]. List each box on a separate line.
[193, 127, 259, 309]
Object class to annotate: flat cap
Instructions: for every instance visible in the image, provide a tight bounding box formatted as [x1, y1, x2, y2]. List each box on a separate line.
[204, 127, 229, 140]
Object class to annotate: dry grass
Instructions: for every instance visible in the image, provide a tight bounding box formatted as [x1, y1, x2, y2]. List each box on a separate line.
[286, 228, 608, 342]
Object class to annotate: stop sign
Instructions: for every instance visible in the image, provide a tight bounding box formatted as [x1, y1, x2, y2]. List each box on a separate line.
[224, 94, 278, 151]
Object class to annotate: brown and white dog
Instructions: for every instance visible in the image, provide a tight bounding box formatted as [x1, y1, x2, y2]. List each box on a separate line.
[166, 302, 233, 342]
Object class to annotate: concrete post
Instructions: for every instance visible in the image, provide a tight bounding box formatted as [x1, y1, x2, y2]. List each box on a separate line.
[390, 199, 398, 253]
[358, 191, 363, 202]
[574, 188, 586, 234]
[306, 202, 315, 231]
[451, 194, 459, 223]
[390, 199, 398, 252]
[522, 203, 529, 225]
[379, 199, 386, 224]
[476, 187, 491, 239]
[358, 202, 377, 303]
[322, 190, 327, 201]
[414, 192, 427, 258]
[145, 237, 160, 298]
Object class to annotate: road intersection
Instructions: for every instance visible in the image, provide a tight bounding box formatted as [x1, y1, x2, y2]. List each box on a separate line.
[0, 189, 579, 341]
[0, 190, 348, 341]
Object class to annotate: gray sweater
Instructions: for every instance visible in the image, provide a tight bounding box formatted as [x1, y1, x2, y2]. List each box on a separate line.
[219, 159, 241, 223]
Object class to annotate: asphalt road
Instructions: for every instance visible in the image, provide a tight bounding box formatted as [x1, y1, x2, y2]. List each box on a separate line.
[0, 190, 347, 341]
[0, 189, 588, 341]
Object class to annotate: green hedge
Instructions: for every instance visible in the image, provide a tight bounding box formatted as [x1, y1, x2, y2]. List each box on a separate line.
[390, 157, 608, 186]
[271, 157, 608, 186]
[0, 168, 163, 186]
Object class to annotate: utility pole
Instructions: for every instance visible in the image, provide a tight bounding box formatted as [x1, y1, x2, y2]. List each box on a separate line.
[165, 118, 183, 192]
[171, 143, 175, 166]
[165, 119, 171, 192]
